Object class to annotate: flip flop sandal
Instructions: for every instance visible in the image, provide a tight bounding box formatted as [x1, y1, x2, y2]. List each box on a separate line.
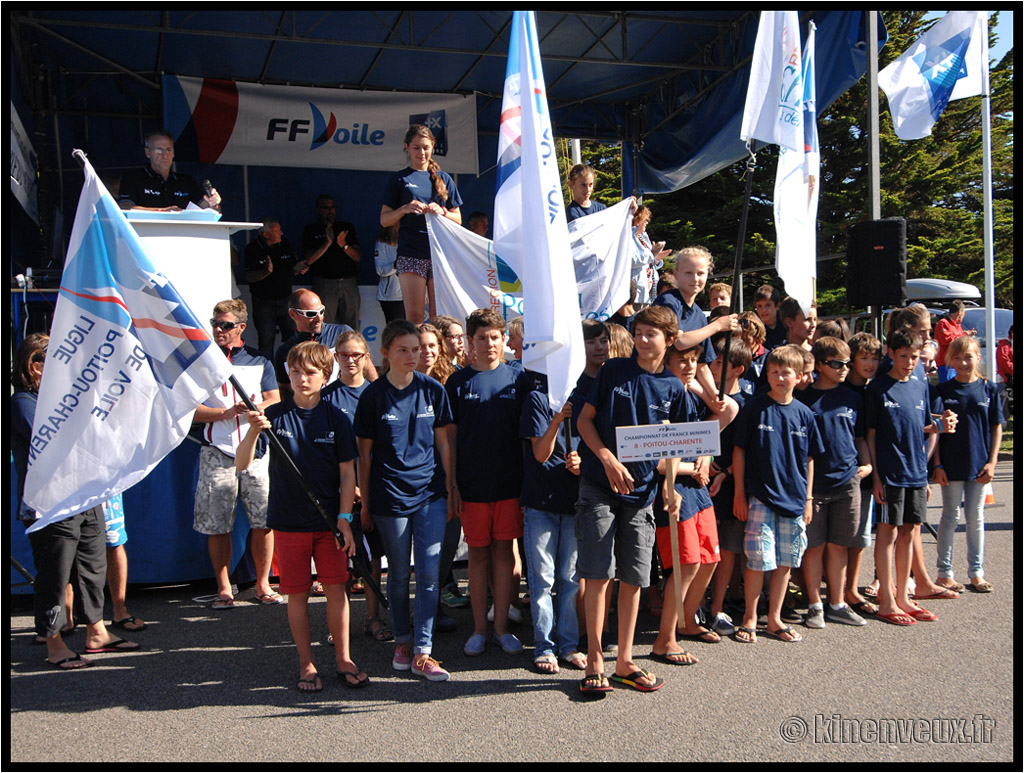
[907, 607, 938, 622]
[45, 654, 92, 670]
[876, 611, 917, 626]
[610, 669, 664, 692]
[678, 629, 721, 644]
[210, 596, 235, 610]
[849, 601, 879, 617]
[560, 651, 587, 670]
[297, 675, 323, 692]
[650, 650, 698, 666]
[256, 592, 285, 605]
[364, 617, 394, 642]
[913, 588, 959, 600]
[533, 655, 560, 674]
[732, 626, 757, 644]
[763, 626, 803, 643]
[580, 673, 613, 695]
[112, 616, 147, 632]
[84, 637, 141, 653]
[337, 670, 370, 688]
[970, 580, 994, 593]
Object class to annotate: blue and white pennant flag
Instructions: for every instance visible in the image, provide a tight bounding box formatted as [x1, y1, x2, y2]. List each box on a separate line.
[879, 11, 987, 140]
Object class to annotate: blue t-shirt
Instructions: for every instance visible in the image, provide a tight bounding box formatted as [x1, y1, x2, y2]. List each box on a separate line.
[936, 378, 1003, 481]
[652, 289, 715, 365]
[763, 320, 788, 352]
[579, 357, 689, 508]
[519, 389, 579, 515]
[566, 200, 607, 222]
[12, 390, 37, 508]
[797, 384, 865, 492]
[382, 167, 463, 260]
[864, 373, 936, 488]
[732, 391, 825, 517]
[262, 399, 358, 532]
[354, 371, 452, 518]
[711, 389, 748, 515]
[321, 380, 369, 427]
[446, 363, 525, 503]
[652, 389, 712, 527]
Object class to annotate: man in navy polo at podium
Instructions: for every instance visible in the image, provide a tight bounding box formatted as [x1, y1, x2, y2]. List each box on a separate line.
[118, 129, 222, 212]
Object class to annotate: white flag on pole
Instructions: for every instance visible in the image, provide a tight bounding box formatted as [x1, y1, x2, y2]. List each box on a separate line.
[428, 198, 635, 333]
[24, 153, 232, 531]
[774, 23, 819, 314]
[740, 11, 804, 151]
[878, 11, 987, 140]
[492, 10, 584, 410]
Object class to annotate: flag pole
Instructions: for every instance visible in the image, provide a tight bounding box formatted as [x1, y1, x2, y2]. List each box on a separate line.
[980, 17, 996, 383]
[717, 144, 757, 400]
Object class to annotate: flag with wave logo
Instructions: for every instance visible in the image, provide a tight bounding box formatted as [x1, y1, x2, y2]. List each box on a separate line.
[740, 11, 804, 152]
[24, 152, 232, 531]
[491, 10, 584, 410]
[878, 11, 986, 140]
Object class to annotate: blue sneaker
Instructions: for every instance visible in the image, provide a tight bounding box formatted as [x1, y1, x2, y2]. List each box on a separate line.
[492, 632, 523, 655]
[463, 633, 487, 656]
[441, 586, 470, 609]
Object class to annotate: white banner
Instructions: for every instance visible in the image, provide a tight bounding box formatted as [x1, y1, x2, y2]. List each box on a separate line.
[163, 75, 479, 173]
[428, 198, 634, 327]
[24, 153, 232, 529]
[740, 11, 804, 152]
[493, 11, 583, 410]
[616, 421, 722, 462]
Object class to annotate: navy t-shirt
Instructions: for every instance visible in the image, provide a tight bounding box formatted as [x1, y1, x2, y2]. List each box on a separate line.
[711, 389, 748, 516]
[354, 371, 452, 518]
[274, 323, 353, 384]
[864, 373, 936, 488]
[382, 167, 463, 260]
[12, 390, 37, 507]
[652, 389, 712, 527]
[652, 289, 715, 365]
[732, 391, 825, 517]
[797, 384, 865, 492]
[446, 363, 525, 503]
[579, 357, 689, 508]
[262, 399, 358, 532]
[566, 200, 607, 222]
[763, 320, 788, 352]
[936, 378, 1003, 481]
[519, 389, 579, 515]
[322, 380, 368, 427]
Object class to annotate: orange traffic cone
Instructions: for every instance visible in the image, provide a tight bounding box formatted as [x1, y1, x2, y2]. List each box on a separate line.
[984, 483, 996, 506]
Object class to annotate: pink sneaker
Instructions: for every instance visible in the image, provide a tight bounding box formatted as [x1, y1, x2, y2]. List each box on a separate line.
[411, 655, 450, 682]
[392, 644, 413, 671]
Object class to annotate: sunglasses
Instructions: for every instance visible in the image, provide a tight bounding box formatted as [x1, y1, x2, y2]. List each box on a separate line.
[825, 359, 851, 370]
[211, 319, 241, 331]
[336, 351, 365, 361]
[291, 306, 326, 318]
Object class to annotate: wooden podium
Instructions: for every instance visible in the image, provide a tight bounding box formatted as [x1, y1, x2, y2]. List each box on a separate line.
[124, 210, 262, 327]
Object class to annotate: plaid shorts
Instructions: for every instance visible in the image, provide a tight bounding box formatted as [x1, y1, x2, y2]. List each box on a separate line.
[743, 497, 807, 572]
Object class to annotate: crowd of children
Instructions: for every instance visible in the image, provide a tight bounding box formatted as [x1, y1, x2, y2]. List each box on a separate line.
[234, 211, 1004, 694]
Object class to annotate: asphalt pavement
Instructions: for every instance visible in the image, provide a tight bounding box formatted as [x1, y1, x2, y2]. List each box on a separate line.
[8, 458, 1015, 765]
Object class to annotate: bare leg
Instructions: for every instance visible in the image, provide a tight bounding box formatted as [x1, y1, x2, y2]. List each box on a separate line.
[106, 545, 143, 629]
[801, 545, 825, 606]
[250, 528, 276, 598]
[208, 533, 234, 600]
[710, 550, 736, 617]
[468, 545, 491, 637]
[845, 547, 869, 605]
[825, 544, 849, 606]
[875, 524, 899, 615]
[399, 272, 428, 323]
[491, 540, 515, 638]
[740, 567, 764, 640]
[287, 593, 320, 691]
[584, 578, 610, 674]
[614, 583, 659, 686]
[652, 565, 700, 662]
[766, 568, 795, 636]
[681, 563, 718, 634]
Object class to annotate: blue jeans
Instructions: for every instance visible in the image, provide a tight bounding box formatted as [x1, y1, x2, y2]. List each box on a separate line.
[524, 507, 579, 658]
[373, 496, 447, 655]
[936, 479, 987, 580]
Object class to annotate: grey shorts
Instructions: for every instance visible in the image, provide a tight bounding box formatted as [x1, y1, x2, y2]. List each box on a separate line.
[807, 477, 863, 549]
[574, 479, 656, 588]
[193, 446, 270, 535]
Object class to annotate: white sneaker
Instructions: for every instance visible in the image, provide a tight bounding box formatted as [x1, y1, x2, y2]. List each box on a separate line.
[487, 603, 523, 624]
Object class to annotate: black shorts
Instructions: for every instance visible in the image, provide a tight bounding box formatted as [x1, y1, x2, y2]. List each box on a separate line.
[876, 485, 927, 527]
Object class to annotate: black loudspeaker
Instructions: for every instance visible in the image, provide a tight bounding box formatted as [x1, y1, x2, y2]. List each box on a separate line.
[846, 218, 908, 308]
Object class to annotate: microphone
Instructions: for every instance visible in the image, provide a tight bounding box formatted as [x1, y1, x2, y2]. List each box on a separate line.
[202, 179, 213, 196]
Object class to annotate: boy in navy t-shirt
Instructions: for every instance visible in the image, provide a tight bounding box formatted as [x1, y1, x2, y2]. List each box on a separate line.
[797, 337, 873, 629]
[732, 345, 825, 644]
[865, 328, 957, 626]
[236, 341, 363, 693]
[446, 309, 526, 657]
[576, 305, 689, 694]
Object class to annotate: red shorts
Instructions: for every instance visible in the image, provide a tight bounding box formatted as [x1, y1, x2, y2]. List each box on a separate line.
[460, 498, 523, 547]
[273, 530, 349, 595]
[656, 507, 721, 568]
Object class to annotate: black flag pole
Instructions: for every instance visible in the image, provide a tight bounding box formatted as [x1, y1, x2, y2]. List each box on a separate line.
[718, 143, 758, 401]
[230, 376, 388, 610]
